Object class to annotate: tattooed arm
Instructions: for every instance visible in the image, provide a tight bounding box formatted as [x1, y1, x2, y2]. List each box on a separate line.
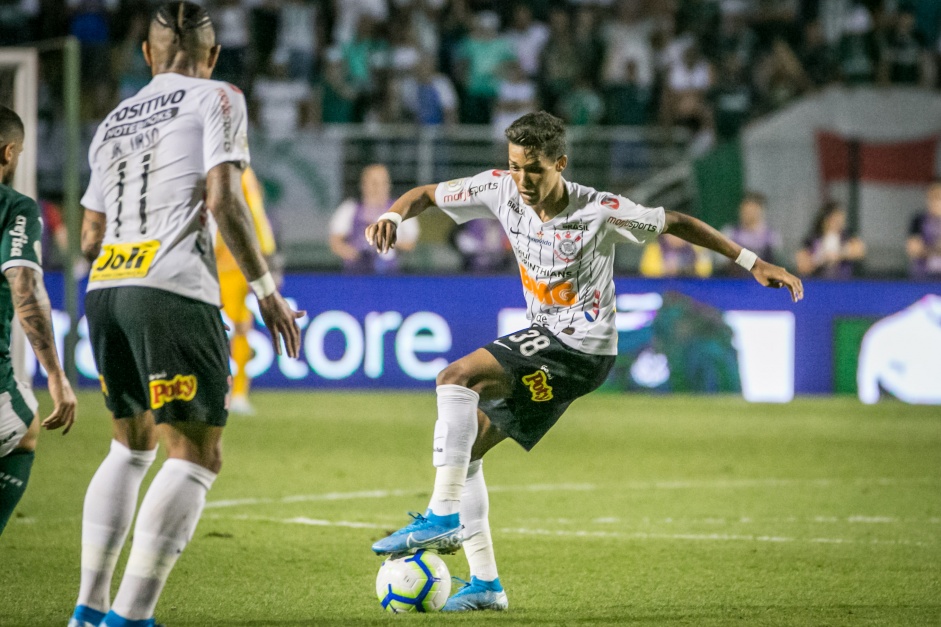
[4, 266, 76, 433]
[81, 209, 106, 262]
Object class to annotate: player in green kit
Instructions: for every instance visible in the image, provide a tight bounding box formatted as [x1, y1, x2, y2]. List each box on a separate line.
[0, 105, 77, 536]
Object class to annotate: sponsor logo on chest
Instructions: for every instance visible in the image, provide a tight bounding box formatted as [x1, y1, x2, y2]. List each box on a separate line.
[519, 264, 578, 307]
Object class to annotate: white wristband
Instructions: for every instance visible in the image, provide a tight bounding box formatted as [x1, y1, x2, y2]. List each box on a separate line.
[735, 248, 758, 271]
[377, 212, 402, 228]
[250, 271, 277, 299]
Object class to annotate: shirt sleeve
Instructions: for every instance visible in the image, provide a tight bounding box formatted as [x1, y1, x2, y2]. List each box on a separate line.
[434, 170, 505, 224]
[203, 83, 251, 173]
[1, 196, 43, 275]
[603, 194, 665, 245]
[81, 166, 106, 213]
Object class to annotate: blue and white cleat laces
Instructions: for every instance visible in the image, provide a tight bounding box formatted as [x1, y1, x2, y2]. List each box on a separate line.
[371, 510, 464, 555]
[442, 576, 509, 612]
[68, 605, 105, 627]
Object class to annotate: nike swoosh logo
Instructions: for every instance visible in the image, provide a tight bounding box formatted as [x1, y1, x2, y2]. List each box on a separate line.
[493, 341, 511, 350]
[509, 228, 522, 235]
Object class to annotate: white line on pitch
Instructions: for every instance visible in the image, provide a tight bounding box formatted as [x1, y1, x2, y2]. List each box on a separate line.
[495, 527, 934, 546]
[207, 515, 935, 547]
[205, 477, 937, 510]
[205, 483, 595, 509]
[583, 516, 940, 525]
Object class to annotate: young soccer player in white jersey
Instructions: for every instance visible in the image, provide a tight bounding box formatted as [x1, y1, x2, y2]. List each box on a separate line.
[69, 4, 303, 627]
[366, 112, 804, 611]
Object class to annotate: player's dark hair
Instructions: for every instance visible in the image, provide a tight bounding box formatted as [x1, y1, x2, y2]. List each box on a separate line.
[809, 200, 845, 239]
[151, 1, 214, 54]
[741, 191, 767, 208]
[504, 111, 567, 160]
[0, 106, 24, 145]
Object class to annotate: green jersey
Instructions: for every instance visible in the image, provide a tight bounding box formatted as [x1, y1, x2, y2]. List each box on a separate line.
[0, 183, 43, 390]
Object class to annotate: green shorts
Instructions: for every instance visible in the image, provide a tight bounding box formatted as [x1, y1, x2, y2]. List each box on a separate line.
[0, 380, 38, 457]
[85, 286, 230, 426]
[479, 326, 615, 451]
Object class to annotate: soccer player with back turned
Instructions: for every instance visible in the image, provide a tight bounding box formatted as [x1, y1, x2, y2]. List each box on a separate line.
[366, 111, 804, 611]
[69, 4, 303, 627]
[0, 106, 76, 537]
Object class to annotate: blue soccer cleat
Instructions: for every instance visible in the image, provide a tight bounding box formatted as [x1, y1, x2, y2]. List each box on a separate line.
[371, 510, 463, 555]
[442, 576, 509, 612]
[99, 611, 158, 627]
[68, 605, 106, 627]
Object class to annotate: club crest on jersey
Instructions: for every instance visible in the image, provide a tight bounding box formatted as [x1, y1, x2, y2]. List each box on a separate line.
[554, 231, 583, 263]
[585, 290, 602, 322]
[601, 196, 620, 210]
[522, 370, 554, 402]
[149, 374, 198, 410]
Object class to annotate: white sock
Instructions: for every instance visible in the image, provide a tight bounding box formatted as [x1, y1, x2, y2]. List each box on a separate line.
[110, 458, 217, 620]
[460, 460, 499, 581]
[77, 440, 157, 612]
[427, 385, 479, 517]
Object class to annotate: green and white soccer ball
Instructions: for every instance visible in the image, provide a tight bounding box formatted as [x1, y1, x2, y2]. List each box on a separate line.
[376, 550, 451, 613]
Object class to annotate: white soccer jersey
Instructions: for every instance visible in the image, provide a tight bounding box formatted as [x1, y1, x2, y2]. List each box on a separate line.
[435, 170, 665, 356]
[82, 73, 251, 306]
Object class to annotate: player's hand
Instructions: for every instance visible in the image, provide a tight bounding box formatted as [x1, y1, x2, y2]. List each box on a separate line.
[42, 371, 77, 435]
[751, 258, 804, 303]
[365, 220, 398, 254]
[258, 291, 305, 358]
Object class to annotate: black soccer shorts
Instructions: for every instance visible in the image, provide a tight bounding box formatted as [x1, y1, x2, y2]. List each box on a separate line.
[85, 286, 231, 426]
[479, 325, 615, 451]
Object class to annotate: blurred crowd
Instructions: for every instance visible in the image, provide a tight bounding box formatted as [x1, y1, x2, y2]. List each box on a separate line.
[6, 0, 941, 143]
[7, 0, 940, 280]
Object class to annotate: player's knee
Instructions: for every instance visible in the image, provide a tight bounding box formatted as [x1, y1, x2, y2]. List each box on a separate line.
[14, 417, 40, 452]
[114, 414, 158, 451]
[14, 434, 37, 453]
[205, 449, 223, 474]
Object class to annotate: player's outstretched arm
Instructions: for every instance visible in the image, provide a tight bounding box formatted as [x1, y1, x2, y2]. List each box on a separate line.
[3, 266, 77, 433]
[664, 210, 804, 302]
[365, 184, 438, 254]
[206, 162, 305, 358]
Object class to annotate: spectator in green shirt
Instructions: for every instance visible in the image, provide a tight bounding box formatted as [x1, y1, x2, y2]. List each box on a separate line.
[455, 11, 516, 124]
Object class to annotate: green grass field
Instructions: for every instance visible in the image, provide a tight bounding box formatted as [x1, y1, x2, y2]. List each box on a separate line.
[2, 391, 940, 626]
